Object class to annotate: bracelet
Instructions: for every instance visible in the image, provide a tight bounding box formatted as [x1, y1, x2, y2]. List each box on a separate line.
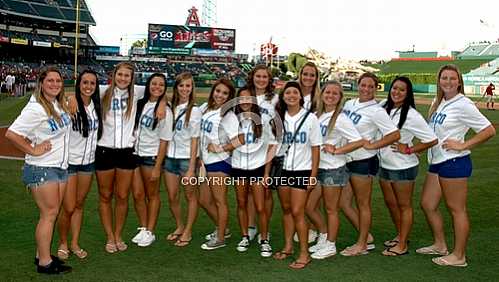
[404, 147, 413, 155]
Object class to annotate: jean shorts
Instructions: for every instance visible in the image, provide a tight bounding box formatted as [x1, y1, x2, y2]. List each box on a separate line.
[164, 157, 191, 176]
[318, 166, 348, 187]
[95, 146, 137, 170]
[68, 163, 95, 176]
[429, 155, 472, 178]
[346, 155, 379, 177]
[22, 164, 68, 189]
[379, 165, 418, 182]
[137, 156, 163, 167]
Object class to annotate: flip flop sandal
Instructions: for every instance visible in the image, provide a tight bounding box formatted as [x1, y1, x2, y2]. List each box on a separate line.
[340, 247, 369, 257]
[57, 249, 70, 260]
[432, 256, 468, 267]
[175, 238, 192, 247]
[416, 246, 449, 256]
[273, 251, 293, 260]
[116, 241, 128, 252]
[383, 239, 399, 248]
[166, 233, 183, 241]
[288, 259, 311, 270]
[105, 243, 117, 254]
[382, 247, 409, 257]
[71, 248, 88, 259]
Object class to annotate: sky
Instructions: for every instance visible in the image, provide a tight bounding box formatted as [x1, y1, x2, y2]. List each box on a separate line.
[85, 0, 499, 60]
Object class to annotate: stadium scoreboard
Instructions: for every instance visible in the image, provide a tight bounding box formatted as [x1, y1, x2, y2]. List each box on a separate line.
[148, 24, 236, 55]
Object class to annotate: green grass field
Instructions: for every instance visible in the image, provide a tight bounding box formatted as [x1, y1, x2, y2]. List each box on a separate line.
[0, 98, 498, 281]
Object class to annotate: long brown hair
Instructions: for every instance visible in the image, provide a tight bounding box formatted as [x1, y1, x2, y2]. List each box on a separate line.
[206, 78, 236, 116]
[35, 67, 69, 123]
[101, 62, 135, 120]
[246, 64, 274, 101]
[298, 62, 321, 111]
[171, 72, 196, 129]
[428, 64, 464, 119]
[316, 81, 344, 135]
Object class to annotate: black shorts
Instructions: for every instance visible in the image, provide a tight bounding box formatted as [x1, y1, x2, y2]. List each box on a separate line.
[95, 146, 137, 170]
[277, 170, 313, 190]
[231, 165, 266, 184]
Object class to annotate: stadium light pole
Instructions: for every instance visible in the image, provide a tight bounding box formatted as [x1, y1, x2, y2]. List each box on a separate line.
[74, 0, 81, 82]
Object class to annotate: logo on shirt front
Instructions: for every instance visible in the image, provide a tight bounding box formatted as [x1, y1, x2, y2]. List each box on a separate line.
[48, 113, 71, 133]
[201, 119, 213, 133]
[112, 97, 128, 111]
[343, 109, 362, 125]
[430, 112, 446, 125]
[284, 131, 307, 144]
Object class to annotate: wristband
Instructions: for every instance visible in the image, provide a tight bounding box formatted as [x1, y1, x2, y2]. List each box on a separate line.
[404, 147, 413, 155]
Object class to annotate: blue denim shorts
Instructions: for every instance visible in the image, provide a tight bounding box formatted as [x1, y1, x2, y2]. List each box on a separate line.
[22, 164, 68, 189]
[318, 166, 348, 187]
[68, 163, 95, 176]
[346, 155, 379, 177]
[205, 159, 231, 175]
[164, 157, 191, 176]
[429, 155, 472, 178]
[137, 156, 163, 167]
[379, 165, 418, 182]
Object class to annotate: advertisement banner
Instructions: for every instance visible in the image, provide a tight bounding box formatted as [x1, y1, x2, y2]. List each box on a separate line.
[33, 41, 52, 47]
[0, 36, 9, 43]
[11, 38, 28, 45]
[148, 24, 235, 52]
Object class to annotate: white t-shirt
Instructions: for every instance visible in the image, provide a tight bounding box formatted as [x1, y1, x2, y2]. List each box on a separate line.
[200, 108, 239, 165]
[232, 114, 276, 170]
[343, 98, 398, 161]
[9, 99, 71, 169]
[134, 102, 173, 157]
[379, 107, 437, 170]
[428, 94, 491, 164]
[318, 111, 363, 169]
[69, 101, 99, 165]
[98, 85, 145, 149]
[282, 108, 322, 171]
[167, 103, 202, 159]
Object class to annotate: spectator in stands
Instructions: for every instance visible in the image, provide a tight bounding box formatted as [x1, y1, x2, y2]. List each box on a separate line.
[483, 82, 495, 110]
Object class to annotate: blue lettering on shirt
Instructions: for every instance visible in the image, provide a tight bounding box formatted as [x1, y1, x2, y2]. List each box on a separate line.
[201, 119, 213, 133]
[283, 131, 307, 144]
[430, 112, 446, 125]
[112, 97, 128, 111]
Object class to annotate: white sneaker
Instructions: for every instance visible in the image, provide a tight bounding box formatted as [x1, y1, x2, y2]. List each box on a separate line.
[138, 230, 156, 247]
[293, 229, 318, 243]
[257, 232, 271, 243]
[201, 239, 226, 250]
[260, 240, 272, 257]
[311, 241, 337, 259]
[236, 236, 250, 252]
[248, 226, 257, 241]
[205, 229, 232, 241]
[131, 227, 147, 244]
[308, 233, 328, 253]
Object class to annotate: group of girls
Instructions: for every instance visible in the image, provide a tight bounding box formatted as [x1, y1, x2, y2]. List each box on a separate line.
[6, 62, 495, 274]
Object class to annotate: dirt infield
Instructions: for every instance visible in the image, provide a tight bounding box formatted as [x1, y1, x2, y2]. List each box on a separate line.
[0, 127, 24, 160]
[0, 97, 495, 160]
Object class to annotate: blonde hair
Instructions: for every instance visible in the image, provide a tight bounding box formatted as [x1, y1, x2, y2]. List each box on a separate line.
[428, 64, 464, 119]
[102, 62, 135, 120]
[35, 67, 69, 123]
[171, 72, 196, 129]
[316, 81, 344, 134]
[298, 62, 321, 111]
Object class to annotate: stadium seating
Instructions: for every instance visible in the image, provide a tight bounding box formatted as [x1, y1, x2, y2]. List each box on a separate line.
[0, 0, 95, 24]
[466, 57, 499, 76]
[459, 44, 489, 56]
[480, 44, 499, 56]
